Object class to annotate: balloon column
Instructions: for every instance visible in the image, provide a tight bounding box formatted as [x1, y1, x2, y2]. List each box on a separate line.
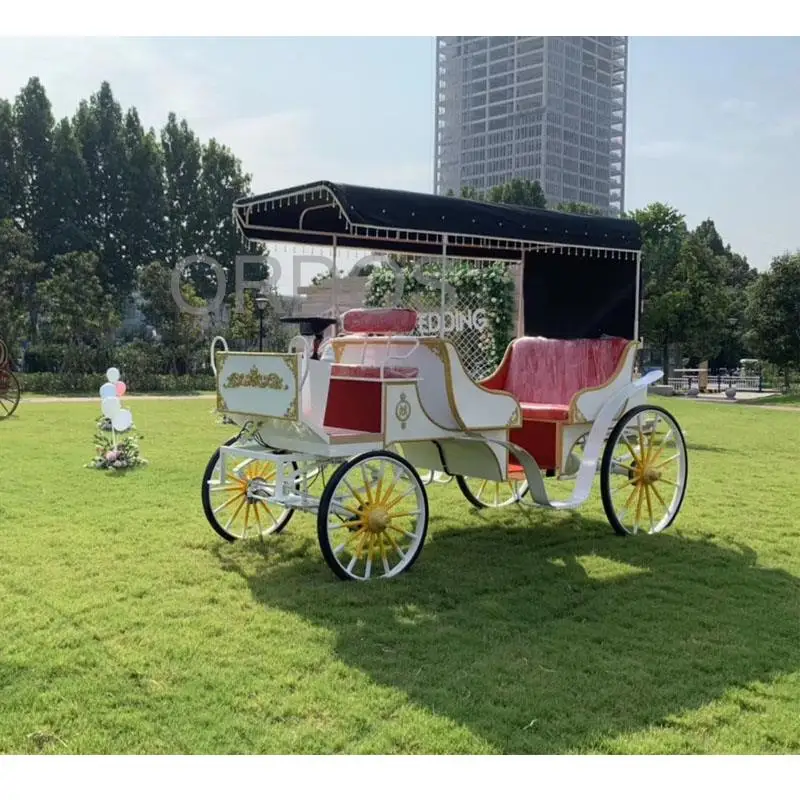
[99, 367, 133, 445]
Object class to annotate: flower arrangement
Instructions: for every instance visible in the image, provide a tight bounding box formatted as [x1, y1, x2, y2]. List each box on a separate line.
[86, 421, 148, 471]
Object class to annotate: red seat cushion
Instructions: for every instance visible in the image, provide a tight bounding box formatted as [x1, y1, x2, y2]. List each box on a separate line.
[331, 364, 419, 380]
[341, 307, 418, 335]
[520, 402, 569, 421]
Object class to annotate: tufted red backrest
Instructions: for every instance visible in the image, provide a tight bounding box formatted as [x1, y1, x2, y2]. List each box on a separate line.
[340, 307, 418, 335]
[504, 337, 631, 405]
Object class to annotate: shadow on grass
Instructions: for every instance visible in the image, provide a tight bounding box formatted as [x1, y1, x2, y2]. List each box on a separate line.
[685, 442, 732, 454]
[213, 513, 800, 754]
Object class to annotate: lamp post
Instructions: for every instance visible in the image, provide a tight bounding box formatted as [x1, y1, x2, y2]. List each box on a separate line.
[255, 290, 269, 352]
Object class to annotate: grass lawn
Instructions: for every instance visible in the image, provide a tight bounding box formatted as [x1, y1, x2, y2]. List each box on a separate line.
[0, 395, 798, 755]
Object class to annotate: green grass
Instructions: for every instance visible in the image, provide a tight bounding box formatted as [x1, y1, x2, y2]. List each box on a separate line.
[0, 396, 798, 754]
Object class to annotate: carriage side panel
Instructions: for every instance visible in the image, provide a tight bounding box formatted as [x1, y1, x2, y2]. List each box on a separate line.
[216, 351, 301, 421]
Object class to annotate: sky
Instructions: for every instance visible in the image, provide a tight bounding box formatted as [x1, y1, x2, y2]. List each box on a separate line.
[2, 35, 800, 293]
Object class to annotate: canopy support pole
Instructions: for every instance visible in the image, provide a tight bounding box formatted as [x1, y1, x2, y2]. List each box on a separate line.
[331, 234, 338, 328]
[634, 251, 642, 342]
[440, 235, 448, 340]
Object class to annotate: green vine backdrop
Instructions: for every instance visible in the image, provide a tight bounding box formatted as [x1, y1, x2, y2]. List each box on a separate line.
[364, 257, 516, 376]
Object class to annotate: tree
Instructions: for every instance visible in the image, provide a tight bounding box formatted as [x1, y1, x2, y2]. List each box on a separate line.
[675, 232, 730, 364]
[486, 177, 547, 208]
[38, 251, 119, 372]
[0, 219, 41, 350]
[627, 202, 688, 376]
[0, 99, 16, 222]
[445, 179, 546, 208]
[136, 259, 206, 375]
[196, 137, 260, 300]
[12, 77, 55, 257]
[47, 117, 92, 257]
[73, 82, 131, 297]
[692, 218, 758, 369]
[555, 201, 605, 216]
[161, 113, 204, 268]
[746, 251, 800, 391]
[122, 108, 168, 280]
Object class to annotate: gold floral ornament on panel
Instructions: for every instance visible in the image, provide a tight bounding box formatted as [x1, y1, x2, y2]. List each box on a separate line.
[395, 392, 412, 430]
[223, 366, 288, 391]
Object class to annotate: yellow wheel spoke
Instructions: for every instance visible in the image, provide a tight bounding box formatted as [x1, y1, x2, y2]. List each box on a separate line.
[653, 453, 680, 470]
[360, 465, 375, 504]
[214, 491, 246, 514]
[634, 481, 646, 531]
[243, 501, 251, 532]
[227, 496, 248, 526]
[379, 473, 402, 505]
[385, 488, 416, 510]
[644, 483, 654, 531]
[649, 482, 669, 511]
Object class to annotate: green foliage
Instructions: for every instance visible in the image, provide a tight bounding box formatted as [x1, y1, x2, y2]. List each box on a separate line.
[38, 251, 120, 372]
[136, 260, 207, 375]
[555, 201, 605, 216]
[20, 371, 214, 395]
[0, 219, 42, 351]
[746, 251, 800, 390]
[364, 256, 515, 370]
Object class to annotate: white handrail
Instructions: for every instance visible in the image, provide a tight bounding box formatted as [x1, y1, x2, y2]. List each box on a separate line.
[210, 336, 229, 377]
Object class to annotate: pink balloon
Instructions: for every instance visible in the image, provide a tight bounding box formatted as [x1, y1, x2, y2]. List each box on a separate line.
[115, 381, 127, 397]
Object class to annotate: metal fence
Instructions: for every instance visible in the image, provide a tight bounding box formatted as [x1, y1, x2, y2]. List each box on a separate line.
[667, 374, 764, 393]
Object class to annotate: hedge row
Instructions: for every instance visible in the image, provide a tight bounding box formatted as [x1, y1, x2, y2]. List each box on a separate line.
[20, 372, 216, 396]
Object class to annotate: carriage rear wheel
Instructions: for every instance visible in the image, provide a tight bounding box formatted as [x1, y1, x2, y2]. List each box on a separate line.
[456, 472, 530, 509]
[201, 435, 296, 541]
[600, 404, 688, 536]
[317, 450, 429, 581]
[0, 369, 20, 419]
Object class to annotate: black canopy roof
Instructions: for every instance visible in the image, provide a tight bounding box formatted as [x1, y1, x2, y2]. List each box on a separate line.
[233, 180, 642, 260]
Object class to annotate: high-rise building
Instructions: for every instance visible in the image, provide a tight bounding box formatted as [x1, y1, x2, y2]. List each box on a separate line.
[434, 37, 628, 215]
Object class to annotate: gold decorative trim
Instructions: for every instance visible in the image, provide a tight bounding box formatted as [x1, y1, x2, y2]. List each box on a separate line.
[223, 366, 288, 391]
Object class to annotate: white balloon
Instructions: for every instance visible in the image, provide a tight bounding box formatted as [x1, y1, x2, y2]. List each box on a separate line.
[100, 381, 117, 399]
[112, 408, 133, 432]
[101, 396, 121, 418]
[106, 367, 120, 382]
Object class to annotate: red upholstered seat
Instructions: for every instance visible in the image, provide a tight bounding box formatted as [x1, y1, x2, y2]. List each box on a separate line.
[340, 307, 418, 335]
[483, 336, 630, 422]
[520, 402, 569, 422]
[330, 364, 419, 380]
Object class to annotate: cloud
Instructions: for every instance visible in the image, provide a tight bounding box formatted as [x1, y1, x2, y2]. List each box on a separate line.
[633, 140, 690, 159]
[767, 115, 800, 139]
[718, 98, 757, 115]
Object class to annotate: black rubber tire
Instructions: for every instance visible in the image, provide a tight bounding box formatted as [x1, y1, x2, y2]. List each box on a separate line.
[317, 449, 429, 581]
[600, 404, 688, 537]
[456, 474, 530, 509]
[0, 369, 21, 419]
[201, 434, 295, 542]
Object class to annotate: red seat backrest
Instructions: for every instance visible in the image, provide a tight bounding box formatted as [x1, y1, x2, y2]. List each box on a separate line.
[504, 337, 630, 405]
[340, 308, 418, 335]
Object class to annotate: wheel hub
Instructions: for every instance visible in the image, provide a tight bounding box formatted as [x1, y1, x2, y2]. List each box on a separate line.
[365, 507, 390, 533]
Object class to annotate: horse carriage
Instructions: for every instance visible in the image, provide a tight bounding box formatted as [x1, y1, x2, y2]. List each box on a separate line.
[202, 181, 688, 581]
[0, 338, 21, 419]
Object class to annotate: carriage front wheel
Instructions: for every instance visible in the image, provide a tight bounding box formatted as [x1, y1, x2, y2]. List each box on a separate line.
[0, 369, 21, 419]
[600, 404, 688, 536]
[201, 435, 296, 541]
[317, 449, 429, 581]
